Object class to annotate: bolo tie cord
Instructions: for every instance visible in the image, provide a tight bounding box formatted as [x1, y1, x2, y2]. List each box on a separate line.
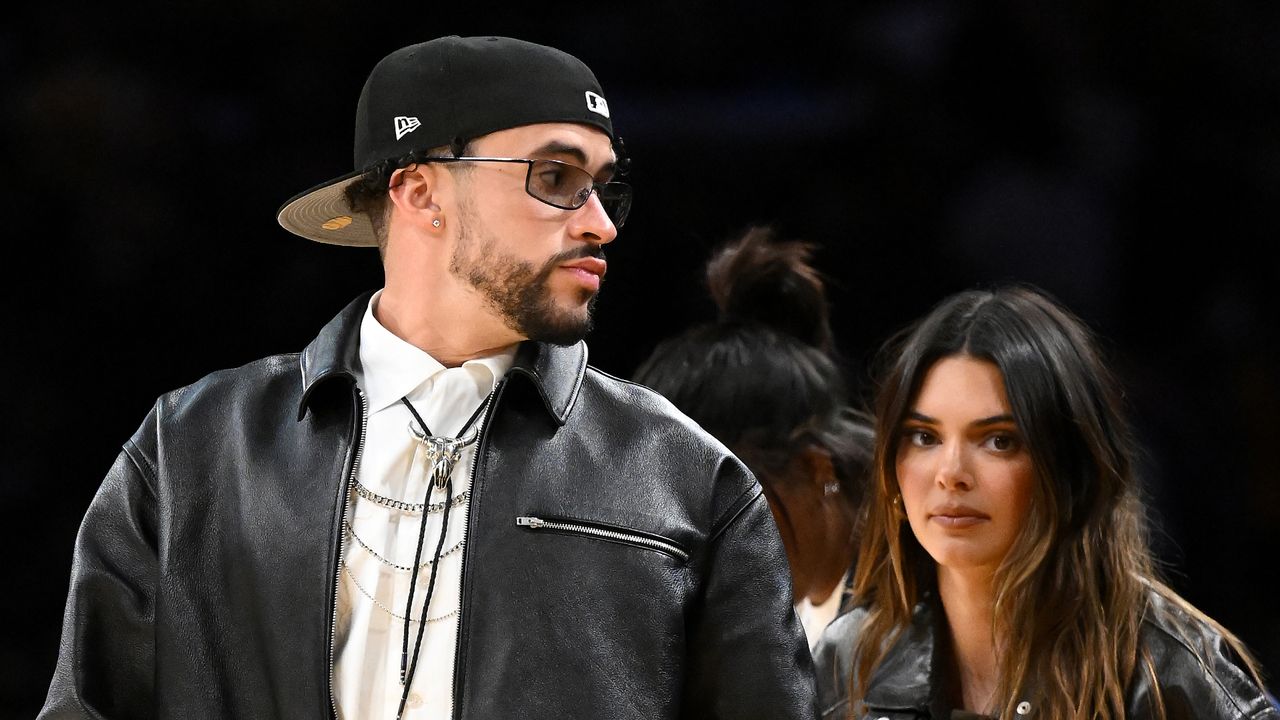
[395, 395, 489, 718]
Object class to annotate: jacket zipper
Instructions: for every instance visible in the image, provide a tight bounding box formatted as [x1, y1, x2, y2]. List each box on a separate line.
[328, 388, 367, 719]
[451, 382, 504, 720]
[514, 516, 690, 563]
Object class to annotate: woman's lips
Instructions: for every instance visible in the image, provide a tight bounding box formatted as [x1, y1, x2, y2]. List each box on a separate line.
[928, 505, 990, 528]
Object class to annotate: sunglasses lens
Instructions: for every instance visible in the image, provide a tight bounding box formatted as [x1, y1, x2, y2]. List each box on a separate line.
[527, 160, 594, 209]
[597, 183, 633, 227]
[525, 161, 632, 227]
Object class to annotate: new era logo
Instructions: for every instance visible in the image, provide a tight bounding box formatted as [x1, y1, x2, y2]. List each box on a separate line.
[394, 116, 421, 140]
[585, 91, 609, 118]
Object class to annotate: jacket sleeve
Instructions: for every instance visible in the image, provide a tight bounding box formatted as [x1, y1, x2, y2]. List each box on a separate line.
[39, 440, 158, 719]
[682, 477, 819, 719]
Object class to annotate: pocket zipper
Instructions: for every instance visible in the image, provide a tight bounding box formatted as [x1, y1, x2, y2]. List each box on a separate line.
[516, 516, 689, 562]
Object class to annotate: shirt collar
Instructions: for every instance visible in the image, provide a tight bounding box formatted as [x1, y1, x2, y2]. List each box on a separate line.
[356, 290, 516, 414]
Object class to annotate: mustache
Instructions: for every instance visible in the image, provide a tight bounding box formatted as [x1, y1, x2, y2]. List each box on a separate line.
[549, 246, 606, 264]
[533, 246, 606, 282]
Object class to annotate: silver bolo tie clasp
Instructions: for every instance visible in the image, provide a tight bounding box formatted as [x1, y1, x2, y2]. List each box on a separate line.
[408, 423, 480, 489]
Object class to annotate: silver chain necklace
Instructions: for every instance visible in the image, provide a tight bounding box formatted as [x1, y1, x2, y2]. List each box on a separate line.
[344, 519, 466, 571]
[342, 558, 460, 624]
[352, 481, 470, 513]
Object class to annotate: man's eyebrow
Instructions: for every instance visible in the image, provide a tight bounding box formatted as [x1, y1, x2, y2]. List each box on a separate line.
[528, 141, 616, 176]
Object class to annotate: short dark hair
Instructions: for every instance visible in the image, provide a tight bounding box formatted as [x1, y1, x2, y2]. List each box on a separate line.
[342, 137, 472, 253]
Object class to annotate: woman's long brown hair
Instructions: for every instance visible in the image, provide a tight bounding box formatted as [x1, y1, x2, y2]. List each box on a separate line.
[848, 285, 1263, 719]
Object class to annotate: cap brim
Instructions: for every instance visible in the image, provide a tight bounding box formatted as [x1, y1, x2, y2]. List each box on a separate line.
[276, 171, 378, 247]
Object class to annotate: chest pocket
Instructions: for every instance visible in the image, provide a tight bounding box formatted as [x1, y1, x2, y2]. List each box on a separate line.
[515, 514, 689, 563]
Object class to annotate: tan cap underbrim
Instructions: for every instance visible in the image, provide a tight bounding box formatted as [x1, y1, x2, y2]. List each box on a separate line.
[276, 171, 379, 247]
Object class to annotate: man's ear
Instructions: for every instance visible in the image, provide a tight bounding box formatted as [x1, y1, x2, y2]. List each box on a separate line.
[387, 164, 444, 229]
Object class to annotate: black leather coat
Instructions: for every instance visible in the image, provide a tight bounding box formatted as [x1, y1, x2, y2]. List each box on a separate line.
[813, 590, 1278, 719]
[39, 293, 818, 720]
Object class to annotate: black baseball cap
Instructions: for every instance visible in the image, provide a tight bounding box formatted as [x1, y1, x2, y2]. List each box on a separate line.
[277, 35, 615, 247]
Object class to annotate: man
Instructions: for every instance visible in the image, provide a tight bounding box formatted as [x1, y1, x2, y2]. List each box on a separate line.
[40, 35, 816, 719]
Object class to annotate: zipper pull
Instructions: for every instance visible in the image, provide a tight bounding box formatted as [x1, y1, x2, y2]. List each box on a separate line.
[515, 516, 544, 528]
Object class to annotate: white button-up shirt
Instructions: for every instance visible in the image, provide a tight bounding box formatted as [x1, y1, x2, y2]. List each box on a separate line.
[335, 291, 515, 720]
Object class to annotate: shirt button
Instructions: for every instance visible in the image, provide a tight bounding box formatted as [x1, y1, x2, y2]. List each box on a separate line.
[407, 692, 424, 708]
[1016, 700, 1032, 714]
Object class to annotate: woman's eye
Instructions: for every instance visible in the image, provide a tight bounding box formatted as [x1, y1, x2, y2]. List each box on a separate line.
[905, 429, 937, 447]
[983, 433, 1020, 452]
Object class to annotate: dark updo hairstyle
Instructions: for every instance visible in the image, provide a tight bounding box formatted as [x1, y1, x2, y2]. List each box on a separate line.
[633, 226, 872, 503]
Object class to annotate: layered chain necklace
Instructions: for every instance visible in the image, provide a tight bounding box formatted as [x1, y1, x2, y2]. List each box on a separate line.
[379, 390, 491, 720]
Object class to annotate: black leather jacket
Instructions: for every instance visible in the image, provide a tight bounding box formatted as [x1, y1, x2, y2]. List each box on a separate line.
[813, 590, 1278, 719]
[39, 293, 818, 719]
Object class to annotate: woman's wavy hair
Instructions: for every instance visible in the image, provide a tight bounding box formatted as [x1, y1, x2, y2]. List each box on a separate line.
[633, 225, 872, 505]
[848, 284, 1263, 719]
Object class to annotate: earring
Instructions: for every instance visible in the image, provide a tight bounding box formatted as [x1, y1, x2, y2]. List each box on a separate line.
[823, 481, 840, 497]
[891, 494, 903, 512]
[432, 218, 442, 228]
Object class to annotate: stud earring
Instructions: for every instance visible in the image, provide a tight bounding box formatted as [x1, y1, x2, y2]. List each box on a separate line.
[432, 219, 442, 228]
[823, 481, 840, 497]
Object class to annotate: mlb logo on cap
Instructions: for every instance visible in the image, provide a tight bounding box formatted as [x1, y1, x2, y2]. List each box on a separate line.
[585, 91, 609, 118]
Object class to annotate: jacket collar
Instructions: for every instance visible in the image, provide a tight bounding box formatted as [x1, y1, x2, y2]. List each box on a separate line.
[506, 339, 587, 426]
[862, 592, 945, 714]
[297, 291, 586, 425]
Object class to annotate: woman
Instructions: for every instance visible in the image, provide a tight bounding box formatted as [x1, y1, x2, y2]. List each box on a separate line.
[813, 285, 1277, 719]
[634, 226, 873, 648]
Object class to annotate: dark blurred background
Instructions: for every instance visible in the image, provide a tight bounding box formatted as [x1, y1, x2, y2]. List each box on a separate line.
[3, 1, 1278, 715]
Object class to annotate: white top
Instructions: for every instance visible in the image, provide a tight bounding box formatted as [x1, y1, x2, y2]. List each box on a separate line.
[794, 570, 849, 651]
[334, 290, 515, 720]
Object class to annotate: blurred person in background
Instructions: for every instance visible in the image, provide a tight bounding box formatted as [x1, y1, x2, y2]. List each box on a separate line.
[635, 226, 874, 649]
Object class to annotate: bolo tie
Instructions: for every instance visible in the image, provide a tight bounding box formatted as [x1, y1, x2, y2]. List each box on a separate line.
[395, 392, 491, 719]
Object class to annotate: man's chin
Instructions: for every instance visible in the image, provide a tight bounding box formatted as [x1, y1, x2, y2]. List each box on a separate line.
[520, 299, 596, 346]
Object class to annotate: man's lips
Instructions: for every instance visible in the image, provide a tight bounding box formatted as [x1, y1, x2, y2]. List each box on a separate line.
[561, 257, 607, 278]
[560, 257, 607, 290]
[928, 504, 990, 528]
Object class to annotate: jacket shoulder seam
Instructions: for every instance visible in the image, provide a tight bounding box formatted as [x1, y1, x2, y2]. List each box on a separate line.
[1141, 614, 1259, 715]
[586, 366, 645, 388]
[121, 437, 158, 492]
[709, 483, 764, 542]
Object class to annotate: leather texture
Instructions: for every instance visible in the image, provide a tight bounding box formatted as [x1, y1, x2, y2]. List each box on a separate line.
[813, 589, 1279, 719]
[39, 292, 818, 720]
